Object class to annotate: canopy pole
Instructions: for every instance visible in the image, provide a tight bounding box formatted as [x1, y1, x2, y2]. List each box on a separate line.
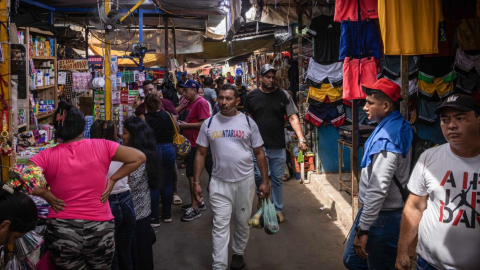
[104, 2, 112, 120]
[400, 56, 409, 119]
[164, 17, 169, 73]
[172, 21, 177, 59]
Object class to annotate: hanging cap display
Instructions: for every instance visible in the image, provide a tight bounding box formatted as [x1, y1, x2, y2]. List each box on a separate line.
[362, 78, 402, 102]
[434, 94, 480, 115]
[260, 64, 277, 76]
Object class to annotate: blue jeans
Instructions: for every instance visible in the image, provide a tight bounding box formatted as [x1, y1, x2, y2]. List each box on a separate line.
[253, 147, 286, 213]
[151, 143, 176, 220]
[343, 208, 402, 270]
[109, 191, 136, 270]
[417, 255, 438, 270]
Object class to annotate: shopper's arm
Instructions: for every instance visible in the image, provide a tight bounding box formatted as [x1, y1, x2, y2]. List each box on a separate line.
[253, 146, 270, 199]
[288, 114, 307, 151]
[102, 145, 146, 202]
[27, 160, 66, 212]
[193, 145, 208, 202]
[179, 120, 205, 130]
[176, 104, 186, 113]
[395, 194, 427, 270]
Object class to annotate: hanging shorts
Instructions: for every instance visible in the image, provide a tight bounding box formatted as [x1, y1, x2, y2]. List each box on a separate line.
[339, 20, 382, 60]
[307, 84, 343, 103]
[417, 99, 441, 124]
[334, 0, 378, 22]
[417, 77, 454, 100]
[344, 100, 373, 125]
[456, 69, 480, 94]
[418, 56, 457, 83]
[454, 49, 480, 77]
[306, 101, 345, 128]
[306, 59, 343, 87]
[378, 55, 419, 80]
[343, 57, 378, 100]
[457, 18, 480, 51]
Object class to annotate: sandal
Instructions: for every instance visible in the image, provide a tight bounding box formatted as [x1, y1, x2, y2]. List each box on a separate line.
[173, 195, 183, 205]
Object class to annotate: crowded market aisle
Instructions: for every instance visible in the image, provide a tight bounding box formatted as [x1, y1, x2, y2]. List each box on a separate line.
[153, 169, 346, 270]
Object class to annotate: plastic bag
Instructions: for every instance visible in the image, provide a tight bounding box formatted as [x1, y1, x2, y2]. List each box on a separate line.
[262, 198, 279, 235]
[5, 256, 22, 270]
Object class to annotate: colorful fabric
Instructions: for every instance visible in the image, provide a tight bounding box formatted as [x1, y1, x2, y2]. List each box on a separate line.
[334, 0, 378, 22]
[339, 20, 382, 60]
[418, 56, 456, 84]
[378, 55, 419, 80]
[306, 59, 343, 87]
[30, 139, 119, 221]
[305, 102, 345, 128]
[454, 49, 480, 77]
[361, 111, 413, 168]
[307, 84, 343, 103]
[417, 77, 455, 100]
[343, 57, 378, 100]
[378, 0, 443, 55]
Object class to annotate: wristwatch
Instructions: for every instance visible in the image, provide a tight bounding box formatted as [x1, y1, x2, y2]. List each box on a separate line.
[355, 225, 369, 236]
[299, 138, 306, 143]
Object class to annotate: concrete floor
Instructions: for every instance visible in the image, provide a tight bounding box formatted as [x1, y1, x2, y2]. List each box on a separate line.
[153, 169, 347, 270]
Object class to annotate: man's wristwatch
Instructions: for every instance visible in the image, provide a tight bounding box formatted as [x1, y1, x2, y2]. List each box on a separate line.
[355, 225, 369, 236]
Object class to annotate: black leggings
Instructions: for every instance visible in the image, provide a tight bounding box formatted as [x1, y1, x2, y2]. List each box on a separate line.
[185, 147, 213, 178]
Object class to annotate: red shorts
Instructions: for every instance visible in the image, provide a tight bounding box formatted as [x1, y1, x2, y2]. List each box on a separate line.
[343, 58, 378, 100]
[334, 0, 378, 22]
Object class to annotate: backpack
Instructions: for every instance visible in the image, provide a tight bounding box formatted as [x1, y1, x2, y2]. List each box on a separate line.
[393, 128, 437, 202]
[207, 114, 251, 129]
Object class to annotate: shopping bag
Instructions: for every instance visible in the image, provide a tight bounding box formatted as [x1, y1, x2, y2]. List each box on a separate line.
[262, 198, 279, 235]
[35, 250, 58, 270]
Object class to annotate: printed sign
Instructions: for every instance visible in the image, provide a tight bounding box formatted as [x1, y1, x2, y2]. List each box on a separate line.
[58, 59, 89, 70]
[88, 56, 104, 65]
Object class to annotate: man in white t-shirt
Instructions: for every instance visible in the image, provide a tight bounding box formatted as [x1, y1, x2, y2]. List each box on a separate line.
[194, 83, 271, 270]
[396, 94, 480, 270]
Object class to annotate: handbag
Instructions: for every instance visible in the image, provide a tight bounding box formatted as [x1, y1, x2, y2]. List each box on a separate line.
[167, 112, 191, 158]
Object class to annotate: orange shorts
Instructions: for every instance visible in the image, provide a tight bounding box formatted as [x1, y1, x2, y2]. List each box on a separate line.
[343, 58, 378, 100]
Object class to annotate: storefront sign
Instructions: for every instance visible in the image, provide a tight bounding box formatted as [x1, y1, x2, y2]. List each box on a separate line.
[58, 59, 89, 70]
[88, 56, 104, 65]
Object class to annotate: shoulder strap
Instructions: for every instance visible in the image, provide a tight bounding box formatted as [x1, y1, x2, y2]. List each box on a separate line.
[245, 114, 251, 128]
[166, 112, 179, 135]
[207, 116, 214, 129]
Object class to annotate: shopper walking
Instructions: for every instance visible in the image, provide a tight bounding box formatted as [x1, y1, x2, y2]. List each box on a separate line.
[178, 79, 212, 222]
[28, 101, 145, 270]
[342, 79, 413, 270]
[121, 117, 161, 270]
[142, 94, 179, 224]
[194, 84, 270, 270]
[136, 80, 177, 117]
[396, 94, 480, 270]
[0, 183, 38, 266]
[244, 64, 307, 223]
[90, 120, 136, 270]
[202, 77, 217, 108]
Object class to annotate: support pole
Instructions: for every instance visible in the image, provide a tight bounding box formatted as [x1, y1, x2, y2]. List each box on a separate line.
[400, 56, 409, 119]
[164, 17, 169, 73]
[104, 2, 112, 120]
[85, 28, 89, 58]
[351, 101, 359, 219]
[1, 0, 10, 179]
[139, 9, 144, 72]
[172, 22, 177, 59]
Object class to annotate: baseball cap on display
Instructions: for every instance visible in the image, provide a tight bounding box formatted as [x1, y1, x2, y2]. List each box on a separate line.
[260, 64, 277, 76]
[362, 78, 402, 102]
[434, 94, 480, 115]
[179, 80, 200, 90]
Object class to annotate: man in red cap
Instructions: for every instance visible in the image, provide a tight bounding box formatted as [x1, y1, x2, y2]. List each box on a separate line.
[343, 78, 414, 270]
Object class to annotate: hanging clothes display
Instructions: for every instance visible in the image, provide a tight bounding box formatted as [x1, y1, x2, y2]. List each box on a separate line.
[306, 59, 343, 88]
[454, 49, 480, 77]
[334, 0, 378, 22]
[307, 84, 343, 103]
[306, 100, 345, 128]
[378, 0, 443, 55]
[306, 15, 341, 64]
[339, 20, 382, 60]
[378, 56, 419, 96]
[342, 57, 378, 100]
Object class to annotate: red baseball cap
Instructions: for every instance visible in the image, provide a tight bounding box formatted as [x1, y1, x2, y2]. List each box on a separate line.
[362, 78, 402, 102]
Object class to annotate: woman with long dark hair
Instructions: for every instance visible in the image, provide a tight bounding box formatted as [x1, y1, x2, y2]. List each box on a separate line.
[122, 116, 161, 270]
[142, 94, 178, 225]
[90, 120, 136, 270]
[0, 184, 38, 267]
[28, 101, 145, 269]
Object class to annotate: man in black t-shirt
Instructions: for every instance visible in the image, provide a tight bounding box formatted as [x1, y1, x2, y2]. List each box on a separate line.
[244, 64, 307, 223]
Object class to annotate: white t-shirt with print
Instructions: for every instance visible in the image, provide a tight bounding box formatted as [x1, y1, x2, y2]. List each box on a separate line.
[196, 112, 263, 182]
[408, 144, 480, 270]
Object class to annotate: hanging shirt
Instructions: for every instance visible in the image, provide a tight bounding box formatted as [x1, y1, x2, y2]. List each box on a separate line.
[307, 16, 341, 64]
[334, 0, 378, 22]
[408, 144, 480, 270]
[378, 0, 443, 55]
